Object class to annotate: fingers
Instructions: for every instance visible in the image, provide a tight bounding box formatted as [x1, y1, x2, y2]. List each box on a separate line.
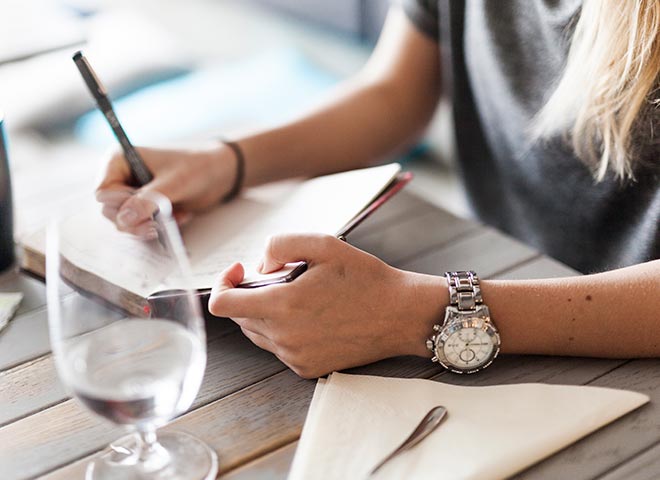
[214, 262, 245, 290]
[240, 326, 278, 355]
[174, 210, 194, 227]
[96, 153, 158, 233]
[98, 184, 193, 237]
[208, 263, 282, 319]
[96, 188, 135, 209]
[97, 188, 157, 239]
[97, 151, 134, 191]
[260, 233, 336, 274]
[114, 193, 158, 230]
[100, 204, 158, 240]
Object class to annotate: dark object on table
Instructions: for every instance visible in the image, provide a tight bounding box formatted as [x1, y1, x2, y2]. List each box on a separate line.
[0, 113, 15, 272]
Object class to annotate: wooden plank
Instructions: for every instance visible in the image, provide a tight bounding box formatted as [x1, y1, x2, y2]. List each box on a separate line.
[350, 209, 480, 266]
[349, 190, 439, 240]
[39, 356, 440, 480]
[428, 256, 657, 480]
[432, 354, 623, 387]
[597, 441, 660, 480]
[221, 356, 627, 480]
[39, 354, 627, 480]
[208, 258, 591, 480]
[37, 329, 628, 479]
[206, 356, 626, 480]
[0, 192, 441, 421]
[16, 194, 629, 480]
[0, 317, 246, 428]
[221, 442, 297, 479]
[0, 293, 123, 372]
[24, 227, 552, 478]
[0, 355, 66, 427]
[512, 359, 660, 479]
[213, 254, 587, 480]
[0, 307, 51, 372]
[212, 248, 617, 480]
[1, 322, 287, 480]
[0, 196, 510, 424]
[398, 227, 539, 275]
[496, 255, 579, 280]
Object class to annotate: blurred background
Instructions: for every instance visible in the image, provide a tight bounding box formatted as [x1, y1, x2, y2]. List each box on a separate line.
[1, 0, 466, 245]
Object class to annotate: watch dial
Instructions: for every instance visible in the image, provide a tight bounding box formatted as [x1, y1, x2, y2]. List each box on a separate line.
[443, 328, 495, 369]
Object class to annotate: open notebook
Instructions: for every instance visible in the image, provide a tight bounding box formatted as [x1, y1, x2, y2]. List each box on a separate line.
[21, 164, 409, 317]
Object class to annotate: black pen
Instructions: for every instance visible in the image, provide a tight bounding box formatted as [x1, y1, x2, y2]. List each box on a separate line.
[73, 51, 170, 253]
[72, 50, 154, 185]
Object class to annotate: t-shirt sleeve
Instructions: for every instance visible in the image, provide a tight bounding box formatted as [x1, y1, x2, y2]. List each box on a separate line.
[401, 0, 440, 39]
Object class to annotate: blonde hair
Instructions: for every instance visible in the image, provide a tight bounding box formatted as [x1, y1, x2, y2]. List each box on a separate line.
[533, 0, 660, 180]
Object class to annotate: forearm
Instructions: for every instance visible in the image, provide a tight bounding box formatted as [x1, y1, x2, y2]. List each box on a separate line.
[405, 260, 660, 359]
[238, 78, 435, 186]
[491, 260, 660, 358]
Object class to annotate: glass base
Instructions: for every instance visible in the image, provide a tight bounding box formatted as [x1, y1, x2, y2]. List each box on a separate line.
[87, 430, 218, 480]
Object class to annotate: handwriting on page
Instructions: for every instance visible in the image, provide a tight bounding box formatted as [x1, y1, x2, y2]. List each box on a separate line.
[58, 164, 401, 297]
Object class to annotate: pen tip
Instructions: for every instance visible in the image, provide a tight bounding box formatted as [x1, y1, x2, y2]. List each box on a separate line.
[72, 51, 83, 61]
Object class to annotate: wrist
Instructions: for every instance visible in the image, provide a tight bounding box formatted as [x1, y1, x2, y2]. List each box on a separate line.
[220, 141, 245, 202]
[205, 142, 240, 202]
[395, 270, 448, 358]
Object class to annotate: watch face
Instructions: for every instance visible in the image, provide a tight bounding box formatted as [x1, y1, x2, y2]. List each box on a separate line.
[435, 315, 500, 374]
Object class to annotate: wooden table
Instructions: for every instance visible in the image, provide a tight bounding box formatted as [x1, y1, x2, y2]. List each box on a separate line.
[0, 191, 658, 480]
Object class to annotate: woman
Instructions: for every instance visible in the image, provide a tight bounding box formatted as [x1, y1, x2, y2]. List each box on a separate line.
[97, 0, 659, 378]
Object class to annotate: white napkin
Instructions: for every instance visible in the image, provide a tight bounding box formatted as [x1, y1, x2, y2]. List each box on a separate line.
[289, 372, 649, 480]
[0, 292, 23, 334]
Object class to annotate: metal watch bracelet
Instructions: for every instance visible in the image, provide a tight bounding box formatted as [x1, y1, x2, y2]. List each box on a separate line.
[426, 270, 500, 374]
[445, 270, 482, 311]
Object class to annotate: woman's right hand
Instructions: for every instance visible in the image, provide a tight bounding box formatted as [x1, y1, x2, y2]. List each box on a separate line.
[95, 143, 237, 239]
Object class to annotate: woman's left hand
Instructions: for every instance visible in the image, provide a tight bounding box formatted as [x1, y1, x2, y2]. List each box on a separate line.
[208, 234, 444, 378]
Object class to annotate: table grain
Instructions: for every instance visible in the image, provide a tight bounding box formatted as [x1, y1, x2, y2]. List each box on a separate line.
[0, 191, 657, 480]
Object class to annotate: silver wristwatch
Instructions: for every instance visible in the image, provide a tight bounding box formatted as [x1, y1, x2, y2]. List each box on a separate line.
[426, 271, 500, 374]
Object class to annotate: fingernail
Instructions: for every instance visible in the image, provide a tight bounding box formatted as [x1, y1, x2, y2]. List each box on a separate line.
[144, 228, 158, 241]
[178, 212, 193, 226]
[117, 208, 137, 227]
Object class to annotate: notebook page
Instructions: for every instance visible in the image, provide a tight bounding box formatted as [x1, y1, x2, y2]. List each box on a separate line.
[58, 206, 173, 299]
[163, 163, 401, 289]
[58, 164, 401, 297]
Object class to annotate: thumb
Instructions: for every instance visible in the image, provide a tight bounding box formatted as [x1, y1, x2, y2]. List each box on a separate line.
[215, 262, 245, 292]
[260, 233, 335, 274]
[208, 262, 245, 317]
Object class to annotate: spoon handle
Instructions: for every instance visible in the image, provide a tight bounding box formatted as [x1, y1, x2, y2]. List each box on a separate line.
[369, 405, 448, 476]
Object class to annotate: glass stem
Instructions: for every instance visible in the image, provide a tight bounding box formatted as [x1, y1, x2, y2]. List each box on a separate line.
[137, 426, 169, 471]
[138, 427, 158, 460]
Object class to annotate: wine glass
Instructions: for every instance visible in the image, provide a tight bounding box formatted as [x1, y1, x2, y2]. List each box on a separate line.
[46, 192, 218, 480]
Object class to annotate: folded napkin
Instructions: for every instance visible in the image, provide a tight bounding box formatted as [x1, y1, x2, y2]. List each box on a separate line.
[0, 292, 23, 334]
[289, 372, 649, 480]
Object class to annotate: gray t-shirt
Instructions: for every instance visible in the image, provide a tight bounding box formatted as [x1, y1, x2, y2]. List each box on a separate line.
[403, 0, 659, 273]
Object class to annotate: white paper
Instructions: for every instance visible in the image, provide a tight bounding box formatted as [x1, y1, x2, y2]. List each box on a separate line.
[289, 372, 649, 480]
[57, 164, 401, 298]
[0, 293, 24, 333]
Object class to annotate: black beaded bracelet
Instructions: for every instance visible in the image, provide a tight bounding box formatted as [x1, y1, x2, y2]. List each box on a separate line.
[221, 140, 245, 203]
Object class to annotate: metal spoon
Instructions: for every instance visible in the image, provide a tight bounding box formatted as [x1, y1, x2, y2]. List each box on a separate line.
[369, 405, 448, 477]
